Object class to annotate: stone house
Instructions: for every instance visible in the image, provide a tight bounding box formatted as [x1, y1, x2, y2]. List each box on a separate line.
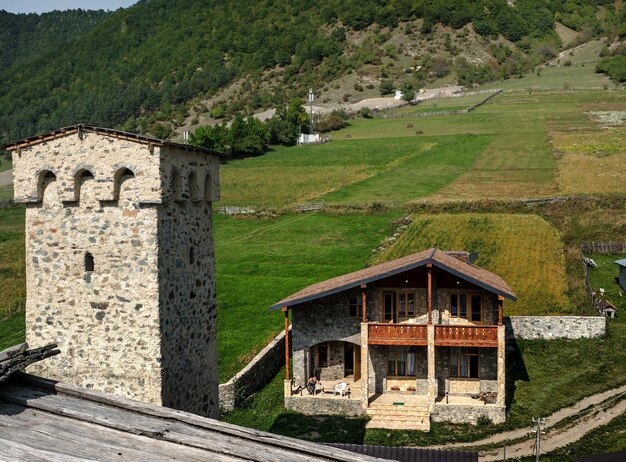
[616, 258, 626, 292]
[7, 124, 222, 418]
[271, 248, 516, 430]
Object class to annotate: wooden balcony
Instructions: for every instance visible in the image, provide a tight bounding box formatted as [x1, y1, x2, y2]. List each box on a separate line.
[435, 325, 498, 347]
[368, 323, 428, 346]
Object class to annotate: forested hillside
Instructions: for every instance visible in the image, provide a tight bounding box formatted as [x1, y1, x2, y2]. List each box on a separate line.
[0, 9, 110, 69]
[0, 0, 623, 145]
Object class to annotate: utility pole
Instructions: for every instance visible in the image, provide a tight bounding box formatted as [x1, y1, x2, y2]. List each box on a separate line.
[532, 417, 545, 462]
[308, 88, 314, 134]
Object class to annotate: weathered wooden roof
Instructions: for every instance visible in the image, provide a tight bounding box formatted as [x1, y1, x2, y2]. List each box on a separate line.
[270, 248, 517, 310]
[0, 342, 59, 383]
[327, 444, 478, 462]
[0, 372, 386, 462]
[3, 124, 224, 156]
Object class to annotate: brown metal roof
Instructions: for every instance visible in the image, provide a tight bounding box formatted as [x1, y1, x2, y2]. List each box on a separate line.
[2, 124, 225, 156]
[270, 248, 516, 310]
[327, 444, 478, 462]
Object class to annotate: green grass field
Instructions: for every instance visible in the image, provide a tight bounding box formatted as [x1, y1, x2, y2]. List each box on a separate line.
[374, 213, 572, 315]
[0, 207, 25, 319]
[321, 135, 492, 205]
[213, 211, 408, 381]
[220, 134, 491, 207]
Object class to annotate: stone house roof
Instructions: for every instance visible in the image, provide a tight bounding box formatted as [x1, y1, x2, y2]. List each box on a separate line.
[270, 248, 517, 310]
[3, 124, 225, 156]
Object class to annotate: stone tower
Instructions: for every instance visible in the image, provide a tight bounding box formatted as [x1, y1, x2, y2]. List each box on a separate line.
[9, 125, 221, 418]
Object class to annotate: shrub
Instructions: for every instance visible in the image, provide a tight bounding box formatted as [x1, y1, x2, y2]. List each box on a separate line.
[379, 79, 394, 96]
[359, 107, 373, 119]
[477, 415, 493, 426]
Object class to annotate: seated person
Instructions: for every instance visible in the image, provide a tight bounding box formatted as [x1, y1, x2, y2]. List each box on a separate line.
[306, 376, 319, 395]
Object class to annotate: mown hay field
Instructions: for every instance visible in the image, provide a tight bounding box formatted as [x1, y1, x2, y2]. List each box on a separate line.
[220, 134, 490, 207]
[373, 213, 571, 315]
[550, 100, 626, 195]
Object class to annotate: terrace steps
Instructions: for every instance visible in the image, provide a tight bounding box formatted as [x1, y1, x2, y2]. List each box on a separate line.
[366, 401, 431, 431]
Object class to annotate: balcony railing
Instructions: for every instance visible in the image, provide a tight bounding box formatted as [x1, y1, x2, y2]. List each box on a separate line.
[368, 323, 428, 346]
[435, 325, 498, 347]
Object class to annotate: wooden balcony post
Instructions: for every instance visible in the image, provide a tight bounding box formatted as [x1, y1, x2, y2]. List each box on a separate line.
[498, 295, 504, 326]
[361, 283, 367, 323]
[427, 264, 433, 324]
[282, 307, 290, 381]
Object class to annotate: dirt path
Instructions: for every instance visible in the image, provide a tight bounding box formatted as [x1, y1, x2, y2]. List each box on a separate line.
[0, 169, 12, 188]
[480, 395, 626, 461]
[427, 384, 626, 460]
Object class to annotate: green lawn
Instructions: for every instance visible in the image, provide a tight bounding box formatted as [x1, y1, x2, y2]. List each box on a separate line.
[0, 311, 24, 351]
[214, 211, 401, 381]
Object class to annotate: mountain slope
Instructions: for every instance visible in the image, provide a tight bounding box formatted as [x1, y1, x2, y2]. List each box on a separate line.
[0, 0, 619, 144]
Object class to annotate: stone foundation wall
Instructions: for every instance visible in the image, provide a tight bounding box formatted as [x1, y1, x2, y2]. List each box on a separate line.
[505, 316, 606, 340]
[285, 396, 364, 416]
[219, 329, 289, 413]
[431, 404, 506, 424]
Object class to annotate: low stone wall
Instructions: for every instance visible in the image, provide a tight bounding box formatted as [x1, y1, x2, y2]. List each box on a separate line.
[505, 316, 605, 340]
[285, 396, 364, 416]
[219, 328, 289, 413]
[431, 404, 506, 425]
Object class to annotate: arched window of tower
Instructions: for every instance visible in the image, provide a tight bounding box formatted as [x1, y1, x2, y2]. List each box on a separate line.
[37, 170, 59, 207]
[203, 173, 212, 202]
[189, 171, 200, 202]
[171, 169, 182, 202]
[75, 169, 96, 208]
[114, 167, 136, 207]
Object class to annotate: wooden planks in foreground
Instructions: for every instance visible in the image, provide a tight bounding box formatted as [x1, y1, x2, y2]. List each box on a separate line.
[0, 374, 385, 462]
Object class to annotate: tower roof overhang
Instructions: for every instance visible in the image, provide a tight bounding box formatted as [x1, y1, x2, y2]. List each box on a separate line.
[3, 124, 225, 157]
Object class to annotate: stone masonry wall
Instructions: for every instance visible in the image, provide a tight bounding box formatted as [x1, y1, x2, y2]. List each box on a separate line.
[505, 316, 606, 340]
[13, 132, 221, 418]
[157, 147, 219, 418]
[18, 135, 163, 403]
[284, 396, 364, 416]
[431, 404, 506, 424]
[291, 289, 367, 386]
[219, 329, 289, 413]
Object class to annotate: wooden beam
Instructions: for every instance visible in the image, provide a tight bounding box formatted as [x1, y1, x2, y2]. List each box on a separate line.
[281, 307, 290, 381]
[427, 264, 432, 324]
[498, 295, 504, 326]
[361, 283, 367, 323]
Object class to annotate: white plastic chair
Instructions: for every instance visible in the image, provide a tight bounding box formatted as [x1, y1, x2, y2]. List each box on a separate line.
[334, 382, 350, 397]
